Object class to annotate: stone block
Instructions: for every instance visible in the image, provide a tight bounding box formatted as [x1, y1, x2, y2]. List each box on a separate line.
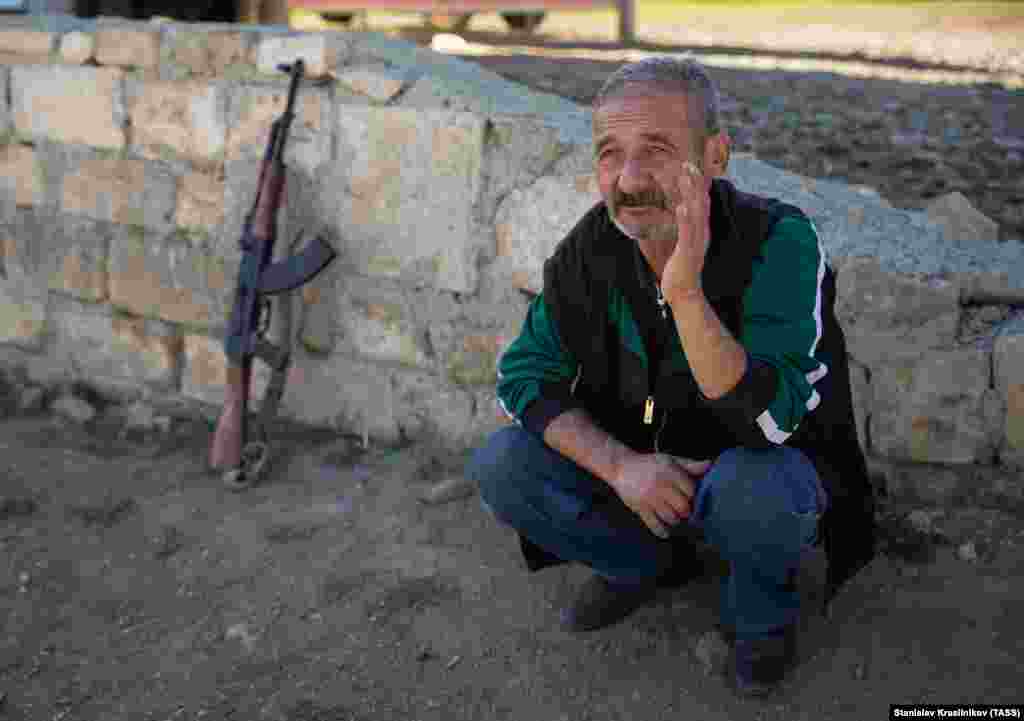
[926, 192, 999, 244]
[0, 284, 47, 352]
[163, 28, 247, 78]
[108, 225, 232, 329]
[437, 332, 510, 388]
[1, 210, 107, 303]
[45, 214, 110, 302]
[225, 85, 329, 175]
[297, 258, 340, 355]
[0, 31, 55, 58]
[61, 157, 176, 232]
[253, 32, 347, 78]
[334, 66, 408, 103]
[25, 142, 82, 215]
[848, 360, 870, 454]
[329, 108, 485, 293]
[181, 332, 270, 409]
[51, 299, 181, 391]
[128, 79, 228, 168]
[57, 31, 94, 64]
[993, 311, 1024, 468]
[278, 351, 401, 445]
[175, 171, 225, 233]
[0, 208, 46, 288]
[94, 26, 161, 69]
[336, 280, 429, 368]
[835, 256, 961, 368]
[492, 172, 601, 294]
[870, 348, 1001, 465]
[480, 115, 569, 228]
[0, 144, 45, 209]
[0, 68, 9, 135]
[393, 369, 476, 450]
[10, 65, 125, 150]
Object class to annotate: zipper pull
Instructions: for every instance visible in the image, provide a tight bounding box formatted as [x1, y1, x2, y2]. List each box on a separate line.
[643, 396, 654, 425]
[656, 286, 668, 319]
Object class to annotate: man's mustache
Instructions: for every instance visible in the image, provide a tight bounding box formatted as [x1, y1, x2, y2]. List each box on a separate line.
[614, 188, 668, 209]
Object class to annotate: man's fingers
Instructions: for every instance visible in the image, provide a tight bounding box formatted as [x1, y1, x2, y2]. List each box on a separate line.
[679, 458, 712, 476]
[662, 488, 691, 519]
[668, 474, 695, 502]
[639, 509, 668, 539]
[654, 504, 680, 528]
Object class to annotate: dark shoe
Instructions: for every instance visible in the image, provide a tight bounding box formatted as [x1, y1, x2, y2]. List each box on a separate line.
[561, 574, 659, 632]
[734, 624, 798, 698]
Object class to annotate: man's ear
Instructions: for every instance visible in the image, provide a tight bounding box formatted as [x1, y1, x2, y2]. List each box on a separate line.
[703, 131, 731, 177]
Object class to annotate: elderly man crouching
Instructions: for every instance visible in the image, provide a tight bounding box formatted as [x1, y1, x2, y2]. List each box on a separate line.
[467, 56, 876, 697]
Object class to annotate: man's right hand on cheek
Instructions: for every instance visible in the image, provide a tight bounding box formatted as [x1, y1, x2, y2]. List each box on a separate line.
[610, 454, 709, 538]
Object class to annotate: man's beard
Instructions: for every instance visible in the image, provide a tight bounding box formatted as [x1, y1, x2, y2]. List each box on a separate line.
[608, 188, 678, 244]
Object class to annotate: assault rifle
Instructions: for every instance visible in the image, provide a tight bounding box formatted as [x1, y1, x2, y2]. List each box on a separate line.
[209, 59, 337, 490]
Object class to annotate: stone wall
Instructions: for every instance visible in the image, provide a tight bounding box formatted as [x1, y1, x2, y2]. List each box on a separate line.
[1, 15, 1022, 507]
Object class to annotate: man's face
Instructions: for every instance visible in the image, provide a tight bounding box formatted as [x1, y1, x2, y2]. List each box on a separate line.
[593, 88, 706, 244]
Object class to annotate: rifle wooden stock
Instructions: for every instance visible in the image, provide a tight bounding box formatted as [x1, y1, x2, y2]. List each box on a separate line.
[209, 362, 252, 471]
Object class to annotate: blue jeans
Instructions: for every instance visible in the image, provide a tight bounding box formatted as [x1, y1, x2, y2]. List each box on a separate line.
[467, 425, 827, 638]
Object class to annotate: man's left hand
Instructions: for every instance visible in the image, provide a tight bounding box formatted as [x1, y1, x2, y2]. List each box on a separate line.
[662, 160, 712, 301]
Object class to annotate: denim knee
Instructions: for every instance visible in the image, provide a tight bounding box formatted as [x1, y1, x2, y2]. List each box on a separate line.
[696, 445, 824, 558]
[466, 425, 531, 523]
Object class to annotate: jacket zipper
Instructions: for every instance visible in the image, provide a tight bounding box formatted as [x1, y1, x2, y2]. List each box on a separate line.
[645, 283, 671, 451]
[654, 284, 671, 451]
[643, 285, 662, 425]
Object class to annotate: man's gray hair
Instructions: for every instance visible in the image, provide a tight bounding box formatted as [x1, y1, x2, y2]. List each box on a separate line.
[593, 56, 721, 140]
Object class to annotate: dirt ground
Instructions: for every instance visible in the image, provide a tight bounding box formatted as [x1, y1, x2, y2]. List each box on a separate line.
[1, 410, 1023, 720]
[3, 11, 1024, 720]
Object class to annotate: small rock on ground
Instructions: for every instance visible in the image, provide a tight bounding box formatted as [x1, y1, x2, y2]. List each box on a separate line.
[906, 509, 944, 536]
[18, 386, 46, 414]
[957, 541, 979, 562]
[693, 629, 731, 677]
[420, 476, 477, 505]
[51, 395, 97, 424]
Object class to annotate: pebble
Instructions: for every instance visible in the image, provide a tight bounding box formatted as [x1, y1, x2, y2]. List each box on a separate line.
[225, 623, 258, 653]
[17, 572, 30, 587]
[51, 395, 97, 424]
[419, 476, 477, 505]
[957, 541, 978, 562]
[18, 386, 46, 414]
[906, 509, 942, 535]
[693, 630, 730, 677]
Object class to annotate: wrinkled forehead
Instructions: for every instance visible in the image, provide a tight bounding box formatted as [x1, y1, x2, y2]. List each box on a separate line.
[592, 85, 704, 139]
